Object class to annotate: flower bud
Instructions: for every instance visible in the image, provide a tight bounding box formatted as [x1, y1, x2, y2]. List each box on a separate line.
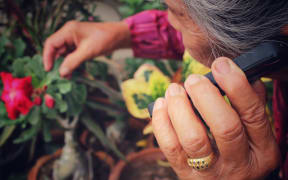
[33, 96, 42, 106]
[44, 94, 55, 109]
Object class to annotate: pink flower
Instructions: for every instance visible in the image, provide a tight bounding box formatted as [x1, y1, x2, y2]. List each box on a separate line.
[44, 94, 55, 109]
[33, 96, 42, 106]
[0, 72, 34, 120]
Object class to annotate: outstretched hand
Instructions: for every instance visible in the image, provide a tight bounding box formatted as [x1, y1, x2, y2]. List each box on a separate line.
[43, 21, 130, 77]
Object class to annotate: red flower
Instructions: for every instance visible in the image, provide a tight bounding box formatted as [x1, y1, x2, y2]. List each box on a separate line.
[44, 94, 55, 109]
[33, 96, 42, 106]
[0, 72, 34, 120]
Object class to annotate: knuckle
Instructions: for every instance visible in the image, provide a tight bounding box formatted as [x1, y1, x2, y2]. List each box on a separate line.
[217, 122, 245, 143]
[44, 38, 52, 47]
[181, 135, 207, 154]
[162, 143, 182, 158]
[190, 82, 216, 101]
[240, 100, 266, 126]
[64, 20, 78, 29]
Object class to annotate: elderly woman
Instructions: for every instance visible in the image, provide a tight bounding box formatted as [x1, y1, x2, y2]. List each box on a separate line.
[43, 0, 288, 179]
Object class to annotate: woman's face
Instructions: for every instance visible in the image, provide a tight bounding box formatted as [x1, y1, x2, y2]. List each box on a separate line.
[165, 0, 213, 67]
[165, 0, 288, 80]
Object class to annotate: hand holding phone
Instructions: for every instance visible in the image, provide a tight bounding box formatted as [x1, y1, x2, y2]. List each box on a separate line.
[148, 37, 288, 117]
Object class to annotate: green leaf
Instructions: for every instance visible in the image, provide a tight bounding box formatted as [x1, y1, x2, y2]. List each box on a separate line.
[0, 116, 26, 128]
[66, 95, 82, 116]
[46, 109, 58, 119]
[86, 61, 108, 80]
[13, 38, 26, 58]
[65, 83, 87, 116]
[12, 57, 30, 77]
[42, 121, 52, 143]
[58, 100, 68, 113]
[72, 83, 87, 104]
[28, 107, 40, 125]
[0, 36, 9, 56]
[144, 70, 153, 82]
[0, 125, 16, 147]
[13, 125, 39, 144]
[41, 102, 49, 114]
[57, 80, 72, 94]
[0, 102, 6, 116]
[42, 58, 62, 86]
[79, 78, 122, 101]
[86, 101, 121, 117]
[54, 93, 68, 113]
[118, 6, 135, 18]
[30, 74, 41, 88]
[133, 93, 154, 109]
[81, 114, 126, 161]
[46, 84, 58, 95]
[27, 55, 46, 80]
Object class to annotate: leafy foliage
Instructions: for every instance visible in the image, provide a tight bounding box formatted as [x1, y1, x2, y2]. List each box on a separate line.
[119, 0, 166, 18]
[0, 55, 87, 145]
[0, 36, 26, 72]
[125, 57, 180, 79]
[132, 93, 154, 110]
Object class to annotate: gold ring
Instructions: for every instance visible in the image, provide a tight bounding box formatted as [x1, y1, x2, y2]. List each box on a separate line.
[187, 153, 215, 171]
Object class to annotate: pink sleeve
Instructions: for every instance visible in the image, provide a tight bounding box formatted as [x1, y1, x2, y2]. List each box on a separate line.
[125, 10, 185, 60]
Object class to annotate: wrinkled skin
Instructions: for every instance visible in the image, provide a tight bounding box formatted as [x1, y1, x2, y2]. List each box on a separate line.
[152, 0, 281, 179]
[43, 0, 286, 179]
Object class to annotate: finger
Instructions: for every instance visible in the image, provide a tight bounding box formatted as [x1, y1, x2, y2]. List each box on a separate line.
[152, 98, 188, 173]
[165, 83, 213, 159]
[252, 80, 266, 104]
[59, 41, 94, 77]
[211, 57, 274, 149]
[184, 75, 249, 164]
[43, 26, 74, 71]
[55, 46, 67, 60]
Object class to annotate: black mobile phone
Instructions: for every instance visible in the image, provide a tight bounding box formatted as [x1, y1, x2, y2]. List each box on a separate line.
[148, 36, 288, 117]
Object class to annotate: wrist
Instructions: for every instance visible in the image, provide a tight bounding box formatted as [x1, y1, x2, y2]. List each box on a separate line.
[114, 21, 131, 49]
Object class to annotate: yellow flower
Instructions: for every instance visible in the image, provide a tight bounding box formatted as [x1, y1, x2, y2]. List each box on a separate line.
[148, 70, 170, 100]
[121, 64, 170, 119]
[182, 51, 211, 80]
[121, 79, 150, 119]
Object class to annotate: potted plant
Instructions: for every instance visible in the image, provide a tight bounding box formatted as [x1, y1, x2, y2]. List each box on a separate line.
[109, 148, 178, 180]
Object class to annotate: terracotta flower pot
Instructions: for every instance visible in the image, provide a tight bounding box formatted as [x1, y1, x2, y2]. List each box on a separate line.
[28, 149, 62, 180]
[109, 148, 178, 180]
[28, 148, 114, 180]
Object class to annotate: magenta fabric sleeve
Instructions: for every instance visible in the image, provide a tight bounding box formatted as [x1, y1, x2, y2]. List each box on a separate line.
[125, 10, 184, 60]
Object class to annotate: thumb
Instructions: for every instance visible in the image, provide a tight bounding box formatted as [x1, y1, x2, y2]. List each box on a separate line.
[252, 80, 267, 104]
[59, 41, 96, 77]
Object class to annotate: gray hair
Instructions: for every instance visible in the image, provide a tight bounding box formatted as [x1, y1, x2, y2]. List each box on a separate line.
[183, 0, 288, 58]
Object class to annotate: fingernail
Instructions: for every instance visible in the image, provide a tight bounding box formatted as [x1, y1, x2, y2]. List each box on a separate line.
[185, 74, 202, 86]
[154, 98, 164, 111]
[214, 58, 231, 74]
[168, 84, 183, 96]
[60, 67, 69, 76]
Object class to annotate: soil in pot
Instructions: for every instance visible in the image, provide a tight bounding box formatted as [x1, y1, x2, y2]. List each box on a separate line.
[120, 160, 178, 180]
[111, 148, 178, 180]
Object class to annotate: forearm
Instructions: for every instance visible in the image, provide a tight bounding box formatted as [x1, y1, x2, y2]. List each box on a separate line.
[113, 21, 131, 49]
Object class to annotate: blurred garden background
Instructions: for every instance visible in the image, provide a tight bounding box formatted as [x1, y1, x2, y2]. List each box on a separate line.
[0, 0, 274, 180]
